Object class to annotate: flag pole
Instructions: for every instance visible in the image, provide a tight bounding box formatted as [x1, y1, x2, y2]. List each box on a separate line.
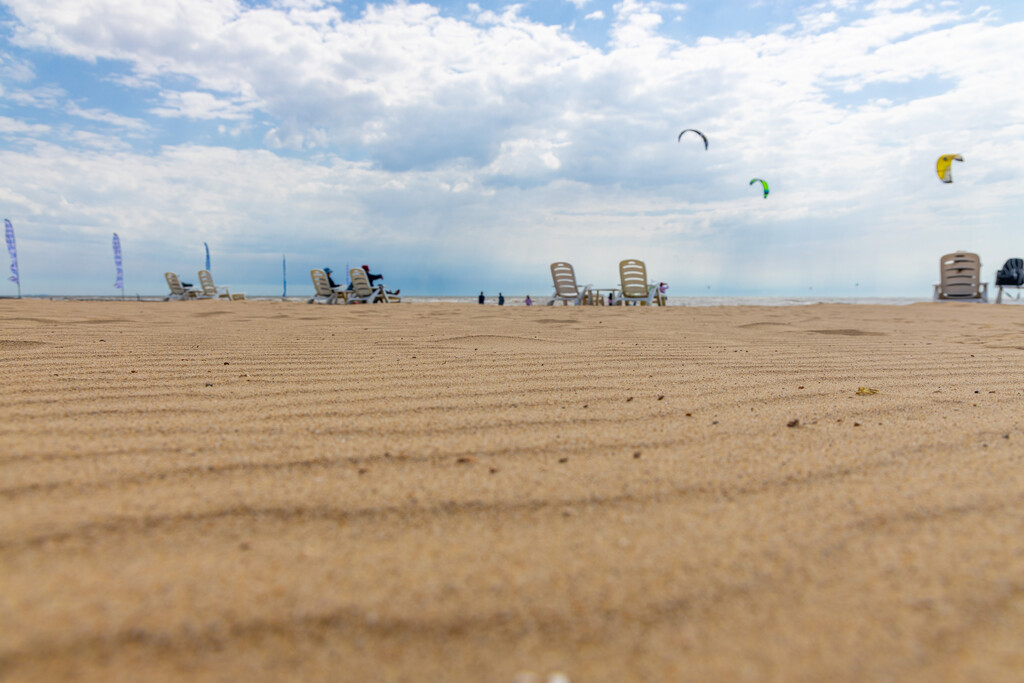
[5, 219, 20, 299]
[113, 233, 125, 300]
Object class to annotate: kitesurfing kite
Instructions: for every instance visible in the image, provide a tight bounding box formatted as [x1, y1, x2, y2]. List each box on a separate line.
[677, 129, 708, 150]
[749, 178, 769, 198]
[936, 154, 963, 183]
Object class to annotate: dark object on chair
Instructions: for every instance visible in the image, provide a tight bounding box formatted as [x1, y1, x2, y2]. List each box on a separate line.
[995, 258, 1024, 286]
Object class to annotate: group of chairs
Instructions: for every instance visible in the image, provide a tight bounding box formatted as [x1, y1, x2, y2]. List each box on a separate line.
[165, 270, 246, 301]
[551, 253, 1021, 307]
[307, 268, 401, 304]
[164, 254, 1013, 305]
[934, 251, 1024, 304]
[547, 259, 666, 306]
[161, 254, 1013, 306]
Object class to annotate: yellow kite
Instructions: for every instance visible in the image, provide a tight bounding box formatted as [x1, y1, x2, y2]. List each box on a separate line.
[936, 154, 963, 183]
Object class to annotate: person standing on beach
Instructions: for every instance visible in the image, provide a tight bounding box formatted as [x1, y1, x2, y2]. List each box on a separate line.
[524, 295, 532, 306]
[478, 292, 485, 304]
[498, 293, 505, 306]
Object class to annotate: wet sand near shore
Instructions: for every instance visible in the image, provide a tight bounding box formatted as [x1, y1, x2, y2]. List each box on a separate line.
[2, 299, 1024, 681]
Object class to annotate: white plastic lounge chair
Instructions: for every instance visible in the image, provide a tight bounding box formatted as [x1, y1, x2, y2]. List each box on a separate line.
[346, 268, 395, 303]
[164, 272, 197, 301]
[307, 269, 347, 304]
[611, 259, 664, 306]
[546, 262, 591, 306]
[198, 269, 246, 300]
[933, 252, 988, 302]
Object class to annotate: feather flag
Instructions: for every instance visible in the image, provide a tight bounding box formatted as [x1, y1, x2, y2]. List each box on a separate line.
[204, 242, 211, 271]
[5, 218, 20, 297]
[112, 233, 124, 290]
[282, 254, 287, 297]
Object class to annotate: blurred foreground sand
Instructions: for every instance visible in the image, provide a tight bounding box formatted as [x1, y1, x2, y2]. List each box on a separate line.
[2, 299, 1024, 681]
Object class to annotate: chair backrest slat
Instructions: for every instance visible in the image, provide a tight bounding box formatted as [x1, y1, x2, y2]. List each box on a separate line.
[310, 269, 333, 297]
[939, 252, 981, 298]
[165, 272, 184, 295]
[550, 262, 579, 297]
[198, 269, 218, 295]
[349, 268, 374, 296]
[619, 259, 649, 297]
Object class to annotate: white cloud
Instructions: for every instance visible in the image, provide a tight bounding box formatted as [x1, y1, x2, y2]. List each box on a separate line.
[270, 0, 326, 8]
[63, 129, 134, 152]
[263, 125, 328, 150]
[5, 84, 65, 109]
[867, 0, 919, 10]
[799, 10, 839, 32]
[150, 91, 256, 120]
[0, 50, 34, 82]
[65, 102, 147, 131]
[486, 136, 568, 177]
[611, 0, 667, 48]
[0, 115, 49, 135]
[585, 10, 605, 20]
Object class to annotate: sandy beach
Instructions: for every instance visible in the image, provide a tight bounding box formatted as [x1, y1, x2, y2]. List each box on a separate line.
[2, 299, 1023, 681]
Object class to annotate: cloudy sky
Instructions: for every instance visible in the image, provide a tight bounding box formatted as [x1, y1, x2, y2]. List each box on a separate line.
[1, 0, 1022, 297]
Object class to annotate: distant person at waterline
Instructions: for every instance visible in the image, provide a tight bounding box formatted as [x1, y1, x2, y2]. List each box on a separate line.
[498, 293, 505, 306]
[524, 295, 532, 306]
[478, 292, 485, 304]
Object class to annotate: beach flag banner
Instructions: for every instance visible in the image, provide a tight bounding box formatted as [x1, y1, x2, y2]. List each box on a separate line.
[204, 242, 211, 271]
[112, 233, 124, 292]
[5, 218, 20, 297]
[282, 254, 287, 297]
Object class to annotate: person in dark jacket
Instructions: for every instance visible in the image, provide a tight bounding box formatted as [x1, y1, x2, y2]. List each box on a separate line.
[324, 267, 340, 289]
[362, 265, 383, 286]
[361, 264, 399, 296]
[498, 292, 505, 306]
[478, 292, 485, 304]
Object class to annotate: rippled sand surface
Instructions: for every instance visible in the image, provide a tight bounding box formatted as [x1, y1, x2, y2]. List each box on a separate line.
[2, 299, 1024, 681]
